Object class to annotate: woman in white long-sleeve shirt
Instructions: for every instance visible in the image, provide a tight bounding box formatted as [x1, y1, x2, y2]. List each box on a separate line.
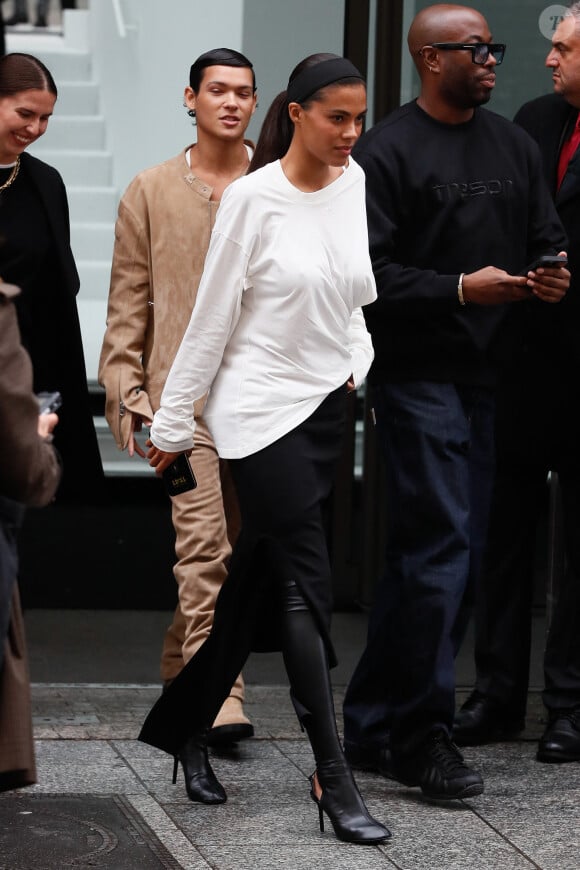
[139, 52, 391, 846]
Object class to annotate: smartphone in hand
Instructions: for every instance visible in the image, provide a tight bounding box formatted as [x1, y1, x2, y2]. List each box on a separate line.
[162, 453, 197, 496]
[37, 391, 62, 414]
[522, 254, 568, 274]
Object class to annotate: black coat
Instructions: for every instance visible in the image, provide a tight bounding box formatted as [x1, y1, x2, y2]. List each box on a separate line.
[514, 94, 580, 367]
[7, 153, 104, 502]
[488, 94, 580, 468]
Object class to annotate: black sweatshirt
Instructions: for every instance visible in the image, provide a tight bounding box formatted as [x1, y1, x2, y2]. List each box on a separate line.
[355, 100, 568, 386]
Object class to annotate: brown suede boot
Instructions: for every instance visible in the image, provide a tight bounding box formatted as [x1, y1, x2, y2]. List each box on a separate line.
[208, 695, 254, 746]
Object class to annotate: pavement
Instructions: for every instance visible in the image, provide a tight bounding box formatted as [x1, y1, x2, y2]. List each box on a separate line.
[1, 609, 579, 870]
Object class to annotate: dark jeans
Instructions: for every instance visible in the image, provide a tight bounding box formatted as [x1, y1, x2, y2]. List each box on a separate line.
[343, 380, 495, 754]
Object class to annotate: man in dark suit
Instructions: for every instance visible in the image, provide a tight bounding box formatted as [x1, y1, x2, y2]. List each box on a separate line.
[454, 3, 580, 763]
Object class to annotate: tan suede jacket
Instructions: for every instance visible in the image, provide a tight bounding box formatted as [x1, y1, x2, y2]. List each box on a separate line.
[99, 146, 249, 449]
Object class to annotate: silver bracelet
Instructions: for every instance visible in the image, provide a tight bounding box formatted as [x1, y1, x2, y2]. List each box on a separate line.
[458, 272, 466, 306]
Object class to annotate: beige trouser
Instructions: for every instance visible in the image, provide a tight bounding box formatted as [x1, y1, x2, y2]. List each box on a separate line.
[159, 417, 244, 703]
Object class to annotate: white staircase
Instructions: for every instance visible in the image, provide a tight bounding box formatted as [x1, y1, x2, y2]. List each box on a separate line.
[6, 11, 117, 386]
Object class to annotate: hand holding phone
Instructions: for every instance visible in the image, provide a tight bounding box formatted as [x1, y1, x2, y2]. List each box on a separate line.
[162, 453, 197, 496]
[37, 391, 62, 415]
[522, 254, 568, 274]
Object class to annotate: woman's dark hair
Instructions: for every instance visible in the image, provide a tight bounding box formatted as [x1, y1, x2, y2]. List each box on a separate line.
[189, 47, 256, 93]
[0, 52, 58, 98]
[248, 52, 364, 173]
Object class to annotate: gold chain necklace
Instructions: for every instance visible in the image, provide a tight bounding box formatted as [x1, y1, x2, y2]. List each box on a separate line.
[0, 156, 21, 192]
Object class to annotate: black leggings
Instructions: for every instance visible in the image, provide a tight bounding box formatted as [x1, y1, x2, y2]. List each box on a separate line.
[281, 578, 343, 768]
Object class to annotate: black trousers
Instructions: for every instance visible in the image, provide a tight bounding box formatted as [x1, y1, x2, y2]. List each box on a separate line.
[473, 360, 580, 714]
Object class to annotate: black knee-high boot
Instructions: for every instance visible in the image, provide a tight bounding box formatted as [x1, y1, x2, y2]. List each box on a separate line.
[280, 581, 391, 844]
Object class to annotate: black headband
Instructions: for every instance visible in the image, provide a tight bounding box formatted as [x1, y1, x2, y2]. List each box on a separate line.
[286, 57, 364, 104]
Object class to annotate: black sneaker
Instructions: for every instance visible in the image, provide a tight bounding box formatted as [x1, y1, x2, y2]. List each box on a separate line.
[389, 729, 484, 800]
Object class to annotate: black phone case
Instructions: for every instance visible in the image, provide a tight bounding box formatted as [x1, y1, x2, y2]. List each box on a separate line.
[162, 453, 197, 496]
[523, 255, 567, 274]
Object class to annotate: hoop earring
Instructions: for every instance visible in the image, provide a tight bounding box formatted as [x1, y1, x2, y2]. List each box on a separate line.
[183, 102, 197, 125]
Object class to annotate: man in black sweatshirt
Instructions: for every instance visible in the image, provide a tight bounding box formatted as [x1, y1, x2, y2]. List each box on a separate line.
[343, 3, 569, 801]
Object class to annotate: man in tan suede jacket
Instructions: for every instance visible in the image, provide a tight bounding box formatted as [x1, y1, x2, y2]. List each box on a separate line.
[98, 49, 257, 781]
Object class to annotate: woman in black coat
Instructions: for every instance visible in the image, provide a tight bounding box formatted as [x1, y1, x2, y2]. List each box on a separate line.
[0, 52, 103, 502]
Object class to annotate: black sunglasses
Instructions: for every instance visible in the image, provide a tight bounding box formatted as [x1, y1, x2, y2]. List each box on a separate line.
[429, 42, 506, 65]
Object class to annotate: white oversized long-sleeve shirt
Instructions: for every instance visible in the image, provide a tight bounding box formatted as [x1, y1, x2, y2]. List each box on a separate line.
[150, 157, 376, 459]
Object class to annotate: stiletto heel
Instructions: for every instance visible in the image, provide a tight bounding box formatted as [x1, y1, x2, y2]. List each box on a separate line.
[309, 765, 391, 844]
[174, 730, 227, 804]
[280, 600, 391, 844]
[311, 778, 325, 831]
